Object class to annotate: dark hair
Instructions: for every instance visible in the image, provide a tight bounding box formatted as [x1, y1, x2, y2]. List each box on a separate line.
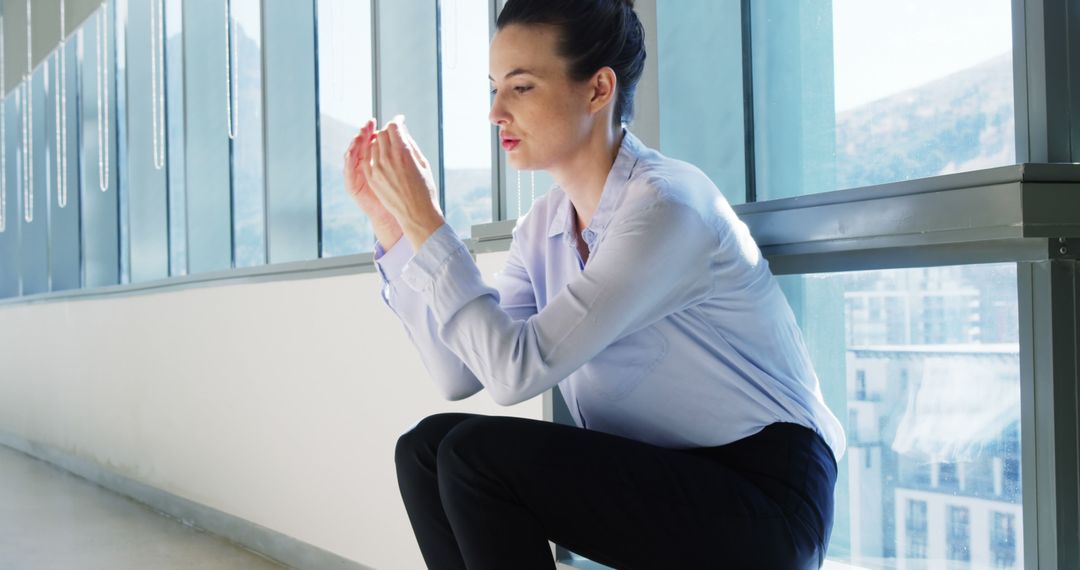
[496, 0, 646, 127]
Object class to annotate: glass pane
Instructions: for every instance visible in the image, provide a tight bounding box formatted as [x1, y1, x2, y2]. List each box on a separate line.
[0, 96, 18, 298]
[124, 0, 170, 283]
[656, 0, 746, 206]
[751, 0, 1015, 200]
[494, 0, 556, 221]
[504, 164, 554, 221]
[167, 0, 188, 276]
[779, 263, 1023, 569]
[184, 0, 235, 274]
[263, 0, 319, 263]
[46, 39, 82, 292]
[232, 0, 266, 268]
[316, 0, 374, 257]
[116, 0, 130, 284]
[19, 64, 50, 295]
[440, 0, 493, 239]
[78, 8, 121, 288]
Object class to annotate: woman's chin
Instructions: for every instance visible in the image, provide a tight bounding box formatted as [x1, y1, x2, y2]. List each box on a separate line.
[506, 154, 528, 171]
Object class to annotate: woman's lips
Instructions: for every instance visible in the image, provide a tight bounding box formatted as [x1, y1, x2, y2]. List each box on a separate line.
[501, 138, 520, 151]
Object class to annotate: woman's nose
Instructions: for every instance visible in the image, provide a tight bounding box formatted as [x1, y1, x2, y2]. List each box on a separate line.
[489, 96, 509, 126]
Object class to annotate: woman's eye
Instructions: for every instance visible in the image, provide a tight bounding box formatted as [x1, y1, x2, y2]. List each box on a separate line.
[489, 86, 532, 95]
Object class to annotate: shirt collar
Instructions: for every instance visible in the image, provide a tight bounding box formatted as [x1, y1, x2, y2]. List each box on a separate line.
[547, 127, 645, 239]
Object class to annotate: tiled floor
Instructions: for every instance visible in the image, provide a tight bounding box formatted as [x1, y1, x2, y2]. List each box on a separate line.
[0, 444, 285, 570]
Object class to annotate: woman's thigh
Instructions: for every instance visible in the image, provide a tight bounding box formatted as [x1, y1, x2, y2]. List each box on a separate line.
[436, 415, 819, 569]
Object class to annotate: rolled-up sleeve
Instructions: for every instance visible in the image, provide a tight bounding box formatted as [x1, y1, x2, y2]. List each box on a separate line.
[374, 236, 484, 400]
[374, 228, 539, 401]
[398, 199, 718, 406]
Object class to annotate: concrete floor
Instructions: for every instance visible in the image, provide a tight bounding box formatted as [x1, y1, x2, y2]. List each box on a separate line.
[0, 444, 286, 570]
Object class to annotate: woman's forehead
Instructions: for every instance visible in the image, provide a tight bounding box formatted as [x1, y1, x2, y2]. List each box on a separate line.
[489, 24, 560, 79]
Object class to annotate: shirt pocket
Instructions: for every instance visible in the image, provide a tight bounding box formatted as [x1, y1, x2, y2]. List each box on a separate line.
[581, 326, 669, 400]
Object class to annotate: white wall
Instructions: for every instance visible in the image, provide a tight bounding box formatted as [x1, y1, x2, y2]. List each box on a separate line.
[0, 249, 546, 569]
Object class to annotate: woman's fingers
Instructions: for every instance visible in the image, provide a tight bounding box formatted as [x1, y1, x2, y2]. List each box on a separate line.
[345, 135, 358, 160]
[376, 128, 392, 169]
[386, 120, 427, 170]
[352, 123, 373, 168]
[407, 135, 429, 170]
[359, 134, 374, 184]
[386, 121, 402, 147]
[358, 120, 376, 166]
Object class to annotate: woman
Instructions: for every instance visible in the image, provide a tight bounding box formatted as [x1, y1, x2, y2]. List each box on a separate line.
[344, 0, 845, 568]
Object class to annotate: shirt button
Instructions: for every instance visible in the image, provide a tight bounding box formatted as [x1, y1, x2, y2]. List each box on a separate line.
[584, 229, 595, 240]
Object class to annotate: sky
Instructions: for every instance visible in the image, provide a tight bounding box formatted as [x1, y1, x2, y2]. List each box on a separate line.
[832, 0, 1013, 112]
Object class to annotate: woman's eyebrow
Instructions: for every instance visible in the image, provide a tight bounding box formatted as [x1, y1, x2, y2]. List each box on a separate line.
[488, 68, 540, 81]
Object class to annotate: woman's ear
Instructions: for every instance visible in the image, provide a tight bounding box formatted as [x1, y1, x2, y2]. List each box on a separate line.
[588, 66, 618, 115]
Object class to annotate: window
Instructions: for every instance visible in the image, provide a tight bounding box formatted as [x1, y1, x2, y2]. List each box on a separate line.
[166, 0, 188, 276]
[906, 499, 928, 559]
[1003, 457, 1021, 497]
[991, 512, 1017, 567]
[780, 263, 1022, 567]
[655, 0, 746, 205]
[46, 33, 81, 292]
[947, 506, 971, 562]
[750, 0, 1015, 200]
[124, 0, 170, 283]
[494, 0, 556, 221]
[19, 58, 49, 295]
[263, 0, 319, 263]
[440, 0, 494, 238]
[184, 0, 237, 274]
[116, 0, 130, 284]
[230, 0, 266, 268]
[316, 0, 374, 258]
[77, 5, 121, 288]
[0, 96, 17, 298]
[939, 462, 959, 491]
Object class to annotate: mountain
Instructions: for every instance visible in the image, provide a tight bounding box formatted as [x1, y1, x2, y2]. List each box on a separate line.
[835, 53, 1014, 190]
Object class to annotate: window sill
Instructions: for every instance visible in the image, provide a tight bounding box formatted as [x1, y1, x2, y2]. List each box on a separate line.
[471, 163, 1080, 274]
[3, 164, 1077, 307]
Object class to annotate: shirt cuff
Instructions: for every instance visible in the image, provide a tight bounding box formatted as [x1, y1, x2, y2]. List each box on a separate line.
[373, 235, 414, 284]
[401, 223, 494, 322]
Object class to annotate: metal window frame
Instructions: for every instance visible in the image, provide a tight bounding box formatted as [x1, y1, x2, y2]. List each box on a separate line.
[1018, 258, 1080, 570]
[1013, 0, 1080, 567]
[490, 0, 503, 224]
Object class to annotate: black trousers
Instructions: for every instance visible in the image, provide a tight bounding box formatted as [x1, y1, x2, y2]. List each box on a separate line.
[394, 413, 837, 570]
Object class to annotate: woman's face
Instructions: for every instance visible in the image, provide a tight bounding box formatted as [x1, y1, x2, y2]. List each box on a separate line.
[489, 24, 597, 171]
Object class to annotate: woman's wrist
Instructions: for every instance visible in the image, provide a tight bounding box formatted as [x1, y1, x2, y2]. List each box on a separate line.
[402, 208, 447, 252]
[372, 215, 404, 251]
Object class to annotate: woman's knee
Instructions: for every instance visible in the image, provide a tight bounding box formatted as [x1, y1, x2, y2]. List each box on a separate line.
[395, 413, 483, 468]
[434, 416, 515, 473]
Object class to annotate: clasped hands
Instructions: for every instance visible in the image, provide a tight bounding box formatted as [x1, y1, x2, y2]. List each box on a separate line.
[344, 115, 446, 252]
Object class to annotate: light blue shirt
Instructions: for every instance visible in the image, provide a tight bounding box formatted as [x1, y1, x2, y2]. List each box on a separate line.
[373, 128, 846, 461]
